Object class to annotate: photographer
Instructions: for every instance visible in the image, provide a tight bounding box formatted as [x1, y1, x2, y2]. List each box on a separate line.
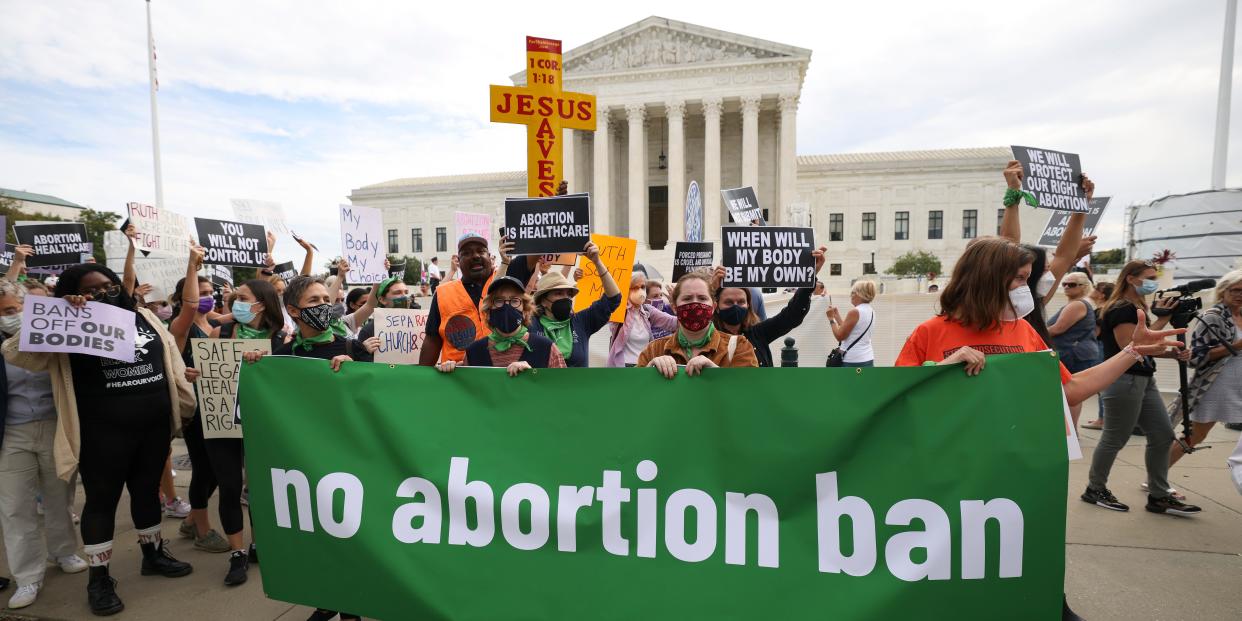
[1084, 260, 1200, 516]
[1168, 270, 1242, 469]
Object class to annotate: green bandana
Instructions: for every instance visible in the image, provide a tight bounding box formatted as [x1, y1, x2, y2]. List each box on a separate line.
[293, 319, 349, 353]
[1002, 187, 1039, 208]
[538, 315, 574, 358]
[488, 325, 532, 353]
[235, 322, 270, 341]
[676, 324, 716, 359]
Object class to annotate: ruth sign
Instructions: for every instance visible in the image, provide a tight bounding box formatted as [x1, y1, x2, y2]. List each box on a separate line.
[490, 37, 597, 197]
[127, 202, 191, 258]
[239, 354, 1068, 620]
[1010, 146, 1088, 213]
[722, 226, 816, 288]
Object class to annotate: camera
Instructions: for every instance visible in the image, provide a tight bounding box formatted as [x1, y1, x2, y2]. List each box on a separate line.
[1151, 278, 1215, 319]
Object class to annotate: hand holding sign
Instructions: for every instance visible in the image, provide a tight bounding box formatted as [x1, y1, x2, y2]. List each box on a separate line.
[1009, 147, 1091, 212]
[721, 226, 816, 288]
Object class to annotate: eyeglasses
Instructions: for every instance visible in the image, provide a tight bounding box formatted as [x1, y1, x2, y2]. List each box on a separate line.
[490, 297, 523, 309]
[82, 284, 121, 299]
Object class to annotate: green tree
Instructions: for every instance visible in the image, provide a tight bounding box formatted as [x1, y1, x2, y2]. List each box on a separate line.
[387, 255, 424, 285]
[1091, 248, 1125, 265]
[885, 250, 942, 278]
[79, 208, 122, 263]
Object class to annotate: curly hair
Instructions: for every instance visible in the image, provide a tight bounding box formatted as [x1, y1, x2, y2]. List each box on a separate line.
[53, 264, 134, 311]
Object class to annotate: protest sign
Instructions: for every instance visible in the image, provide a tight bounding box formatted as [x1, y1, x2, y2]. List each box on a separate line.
[340, 205, 386, 284]
[1037, 197, 1110, 247]
[722, 186, 765, 225]
[127, 202, 191, 257]
[195, 218, 268, 268]
[103, 230, 130, 262]
[191, 338, 270, 439]
[573, 234, 635, 323]
[372, 308, 430, 365]
[454, 212, 493, 254]
[13, 222, 91, 268]
[503, 194, 591, 256]
[671, 241, 714, 282]
[685, 180, 703, 242]
[19, 296, 136, 362]
[240, 353, 1068, 621]
[209, 264, 233, 288]
[0, 244, 13, 271]
[231, 199, 290, 237]
[132, 257, 186, 302]
[722, 226, 815, 288]
[1010, 146, 1088, 213]
[272, 261, 299, 285]
[388, 262, 406, 282]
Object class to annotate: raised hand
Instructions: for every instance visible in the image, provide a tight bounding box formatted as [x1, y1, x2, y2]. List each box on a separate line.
[1003, 160, 1023, 190]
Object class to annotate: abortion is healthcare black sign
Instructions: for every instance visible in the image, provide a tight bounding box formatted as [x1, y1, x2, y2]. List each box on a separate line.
[1011, 146, 1089, 213]
[195, 218, 268, 268]
[722, 226, 816, 288]
[503, 194, 591, 256]
[1037, 197, 1110, 247]
[13, 222, 91, 268]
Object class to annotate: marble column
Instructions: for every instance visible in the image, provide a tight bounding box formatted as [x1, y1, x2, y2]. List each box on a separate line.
[741, 95, 761, 193]
[666, 99, 686, 244]
[626, 103, 647, 246]
[702, 97, 723, 242]
[563, 129, 575, 193]
[592, 108, 611, 234]
[778, 94, 799, 227]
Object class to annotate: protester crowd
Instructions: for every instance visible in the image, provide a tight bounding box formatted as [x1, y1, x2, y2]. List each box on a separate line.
[0, 162, 1235, 621]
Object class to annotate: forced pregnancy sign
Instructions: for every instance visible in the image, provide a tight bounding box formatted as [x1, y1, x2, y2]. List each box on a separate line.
[19, 297, 136, 363]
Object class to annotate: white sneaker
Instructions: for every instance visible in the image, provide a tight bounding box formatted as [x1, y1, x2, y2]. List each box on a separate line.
[8, 582, 39, 609]
[56, 554, 88, 574]
[164, 496, 191, 518]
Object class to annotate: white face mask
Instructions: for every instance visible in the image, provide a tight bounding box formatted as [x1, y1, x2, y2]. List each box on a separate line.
[1034, 270, 1056, 297]
[1004, 285, 1036, 321]
[0, 313, 21, 335]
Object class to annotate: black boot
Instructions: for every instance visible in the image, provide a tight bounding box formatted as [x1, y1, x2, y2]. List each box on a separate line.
[140, 539, 193, 577]
[224, 550, 249, 586]
[307, 610, 339, 621]
[1062, 594, 1084, 621]
[87, 565, 124, 616]
[248, 542, 259, 564]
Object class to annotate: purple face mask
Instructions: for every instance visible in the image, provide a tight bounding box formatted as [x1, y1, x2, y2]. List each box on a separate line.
[197, 297, 215, 314]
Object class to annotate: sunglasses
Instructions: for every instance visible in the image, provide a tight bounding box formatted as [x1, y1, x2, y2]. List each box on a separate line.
[1062, 283, 1081, 289]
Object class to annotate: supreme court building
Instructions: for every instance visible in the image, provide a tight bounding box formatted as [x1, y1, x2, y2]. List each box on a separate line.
[349, 17, 1047, 288]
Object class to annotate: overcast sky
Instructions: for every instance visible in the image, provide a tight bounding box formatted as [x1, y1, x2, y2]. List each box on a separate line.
[1, 1, 1238, 259]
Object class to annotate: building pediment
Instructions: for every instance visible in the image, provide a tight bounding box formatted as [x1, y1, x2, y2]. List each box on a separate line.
[510, 16, 810, 84]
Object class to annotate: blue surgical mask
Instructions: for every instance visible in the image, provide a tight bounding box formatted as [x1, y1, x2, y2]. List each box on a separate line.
[232, 300, 256, 324]
[1137, 279, 1159, 295]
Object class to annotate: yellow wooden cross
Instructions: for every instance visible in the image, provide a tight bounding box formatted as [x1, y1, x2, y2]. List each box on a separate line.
[490, 36, 597, 197]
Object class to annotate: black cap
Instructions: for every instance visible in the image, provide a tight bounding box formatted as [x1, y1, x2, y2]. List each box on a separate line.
[487, 275, 526, 295]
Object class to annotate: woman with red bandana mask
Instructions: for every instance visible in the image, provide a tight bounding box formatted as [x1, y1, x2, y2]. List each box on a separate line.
[637, 272, 758, 378]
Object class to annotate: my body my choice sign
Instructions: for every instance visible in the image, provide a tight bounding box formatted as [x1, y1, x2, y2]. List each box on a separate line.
[240, 354, 1068, 620]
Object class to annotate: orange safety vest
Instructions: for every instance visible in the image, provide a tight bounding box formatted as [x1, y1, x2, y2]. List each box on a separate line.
[435, 273, 495, 363]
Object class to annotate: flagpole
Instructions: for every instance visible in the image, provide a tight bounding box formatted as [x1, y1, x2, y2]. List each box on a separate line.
[146, 0, 165, 209]
[1212, 0, 1237, 190]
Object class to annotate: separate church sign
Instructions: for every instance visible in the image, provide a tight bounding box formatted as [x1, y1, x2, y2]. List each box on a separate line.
[1038, 197, 1110, 247]
[722, 186, 766, 225]
[195, 218, 268, 268]
[13, 222, 91, 268]
[1010, 146, 1089, 213]
[722, 226, 815, 288]
[490, 37, 597, 197]
[503, 194, 591, 256]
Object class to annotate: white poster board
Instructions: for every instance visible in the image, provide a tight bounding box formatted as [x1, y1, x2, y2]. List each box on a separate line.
[127, 202, 191, 258]
[231, 199, 290, 237]
[339, 204, 386, 284]
[372, 308, 429, 365]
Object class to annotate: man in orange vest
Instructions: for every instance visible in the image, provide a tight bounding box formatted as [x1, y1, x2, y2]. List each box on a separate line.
[419, 234, 497, 365]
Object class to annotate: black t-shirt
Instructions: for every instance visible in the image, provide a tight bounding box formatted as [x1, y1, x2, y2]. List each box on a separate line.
[70, 313, 172, 423]
[274, 334, 374, 362]
[424, 277, 488, 338]
[1100, 302, 1156, 376]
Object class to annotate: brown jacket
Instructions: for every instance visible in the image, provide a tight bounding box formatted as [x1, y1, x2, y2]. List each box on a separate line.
[636, 328, 759, 368]
[2, 307, 195, 481]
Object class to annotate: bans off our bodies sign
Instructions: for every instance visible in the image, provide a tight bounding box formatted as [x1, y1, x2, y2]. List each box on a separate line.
[240, 354, 1069, 620]
[20, 297, 136, 363]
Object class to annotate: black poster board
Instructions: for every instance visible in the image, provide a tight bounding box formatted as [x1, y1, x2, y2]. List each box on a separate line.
[13, 222, 90, 268]
[671, 242, 714, 282]
[721, 226, 815, 288]
[503, 194, 591, 256]
[1011, 146, 1089, 213]
[1037, 197, 1110, 247]
[194, 218, 268, 268]
[721, 187, 766, 225]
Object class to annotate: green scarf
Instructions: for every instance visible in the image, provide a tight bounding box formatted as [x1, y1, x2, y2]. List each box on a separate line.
[538, 315, 574, 358]
[488, 325, 532, 353]
[293, 319, 350, 353]
[235, 322, 270, 341]
[676, 324, 715, 359]
[1003, 187, 1039, 208]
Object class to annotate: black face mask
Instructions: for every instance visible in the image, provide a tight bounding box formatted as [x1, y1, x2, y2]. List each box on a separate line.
[717, 304, 748, 326]
[298, 303, 335, 332]
[489, 304, 523, 333]
[549, 298, 573, 321]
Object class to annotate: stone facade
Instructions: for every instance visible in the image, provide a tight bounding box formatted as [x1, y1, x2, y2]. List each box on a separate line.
[349, 17, 1041, 290]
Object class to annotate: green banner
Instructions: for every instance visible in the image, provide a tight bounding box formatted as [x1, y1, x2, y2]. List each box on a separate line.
[239, 353, 1068, 620]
